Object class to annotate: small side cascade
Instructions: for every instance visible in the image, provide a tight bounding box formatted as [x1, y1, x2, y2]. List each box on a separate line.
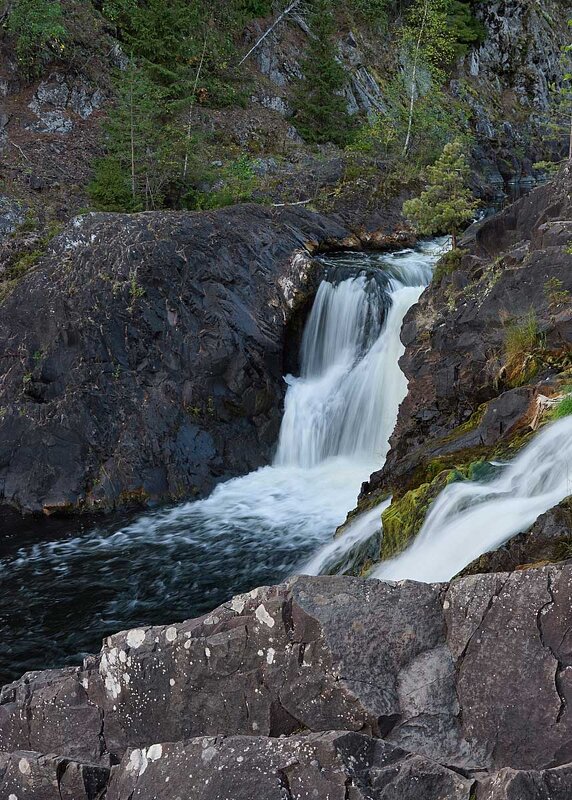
[275, 249, 434, 470]
[372, 414, 572, 583]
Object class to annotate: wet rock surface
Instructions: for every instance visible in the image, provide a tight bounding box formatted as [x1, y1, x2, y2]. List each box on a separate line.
[3, 568, 572, 796]
[462, 498, 572, 576]
[0, 204, 351, 513]
[360, 167, 572, 512]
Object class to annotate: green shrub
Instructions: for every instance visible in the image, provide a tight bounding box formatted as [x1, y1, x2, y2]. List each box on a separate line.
[183, 156, 260, 210]
[6, 0, 68, 77]
[433, 247, 466, 281]
[88, 157, 137, 212]
[503, 310, 543, 387]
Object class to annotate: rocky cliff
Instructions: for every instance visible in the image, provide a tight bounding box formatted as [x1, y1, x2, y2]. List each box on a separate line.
[354, 164, 572, 572]
[1, 0, 571, 237]
[0, 204, 357, 514]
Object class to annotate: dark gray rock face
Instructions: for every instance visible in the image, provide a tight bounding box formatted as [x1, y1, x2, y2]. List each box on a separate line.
[477, 764, 572, 800]
[0, 195, 25, 239]
[360, 167, 572, 506]
[0, 749, 108, 800]
[105, 731, 474, 800]
[462, 498, 572, 576]
[3, 567, 572, 784]
[0, 205, 351, 513]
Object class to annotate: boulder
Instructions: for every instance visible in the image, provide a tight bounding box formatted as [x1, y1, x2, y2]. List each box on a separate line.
[4, 567, 572, 775]
[0, 204, 350, 513]
[477, 764, 572, 800]
[0, 750, 108, 800]
[105, 731, 474, 800]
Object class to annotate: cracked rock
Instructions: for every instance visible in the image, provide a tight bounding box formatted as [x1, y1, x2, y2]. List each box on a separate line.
[105, 731, 474, 800]
[4, 567, 572, 778]
[0, 750, 109, 800]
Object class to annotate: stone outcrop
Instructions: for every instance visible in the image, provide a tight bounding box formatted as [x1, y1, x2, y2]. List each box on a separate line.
[0, 204, 355, 514]
[106, 732, 474, 800]
[0, 750, 109, 800]
[4, 567, 572, 796]
[358, 167, 572, 550]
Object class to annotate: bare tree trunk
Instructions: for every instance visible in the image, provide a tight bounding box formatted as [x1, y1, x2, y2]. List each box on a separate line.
[237, 0, 300, 67]
[182, 36, 208, 182]
[569, 111, 572, 160]
[129, 65, 136, 204]
[451, 229, 457, 250]
[402, 0, 430, 158]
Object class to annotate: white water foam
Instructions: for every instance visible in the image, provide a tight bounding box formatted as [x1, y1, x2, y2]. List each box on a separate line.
[372, 414, 572, 583]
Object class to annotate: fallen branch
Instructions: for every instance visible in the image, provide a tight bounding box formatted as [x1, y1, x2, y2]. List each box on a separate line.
[9, 139, 29, 162]
[238, 0, 300, 67]
[271, 198, 313, 207]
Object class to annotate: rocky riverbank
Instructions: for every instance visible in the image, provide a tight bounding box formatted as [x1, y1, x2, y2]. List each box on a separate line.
[351, 165, 572, 572]
[3, 566, 572, 798]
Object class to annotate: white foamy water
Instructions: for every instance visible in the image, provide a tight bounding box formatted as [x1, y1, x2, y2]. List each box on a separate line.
[1, 241, 443, 679]
[373, 414, 572, 583]
[186, 242, 436, 547]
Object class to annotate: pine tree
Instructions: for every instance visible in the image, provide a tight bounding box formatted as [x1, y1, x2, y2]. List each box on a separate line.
[293, 0, 352, 146]
[545, 24, 572, 162]
[89, 59, 169, 211]
[402, 139, 477, 248]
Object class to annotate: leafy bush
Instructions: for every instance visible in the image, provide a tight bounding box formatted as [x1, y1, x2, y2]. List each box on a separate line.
[183, 156, 260, 210]
[433, 247, 466, 282]
[350, 80, 471, 167]
[88, 157, 137, 212]
[6, 0, 68, 76]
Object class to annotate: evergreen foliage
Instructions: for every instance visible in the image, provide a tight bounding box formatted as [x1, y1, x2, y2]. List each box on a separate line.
[402, 139, 477, 248]
[88, 59, 170, 211]
[293, 0, 353, 146]
[544, 20, 572, 160]
[6, 0, 68, 76]
[345, 0, 391, 27]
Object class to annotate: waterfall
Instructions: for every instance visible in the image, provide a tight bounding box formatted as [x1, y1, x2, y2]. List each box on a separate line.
[275, 278, 425, 469]
[1, 241, 443, 680]
[372, 414, 572, 583]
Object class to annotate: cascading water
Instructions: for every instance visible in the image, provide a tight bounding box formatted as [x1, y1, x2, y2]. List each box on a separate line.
[372, 413, 572, 583]
[0, 241, 440, 681]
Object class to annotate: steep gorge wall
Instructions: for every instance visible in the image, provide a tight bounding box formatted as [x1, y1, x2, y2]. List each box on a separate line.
[2, 0, 571, 237]
[353, 165, 572, 573]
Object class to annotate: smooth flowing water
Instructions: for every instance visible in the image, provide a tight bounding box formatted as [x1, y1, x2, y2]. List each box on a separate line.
[0, 242, 440, 682]
[373, 414, 572, 583]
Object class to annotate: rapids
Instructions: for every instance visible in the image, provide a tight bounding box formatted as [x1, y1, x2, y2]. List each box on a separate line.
[373, 414, 572, 583]
[0, 241, 440, 681]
